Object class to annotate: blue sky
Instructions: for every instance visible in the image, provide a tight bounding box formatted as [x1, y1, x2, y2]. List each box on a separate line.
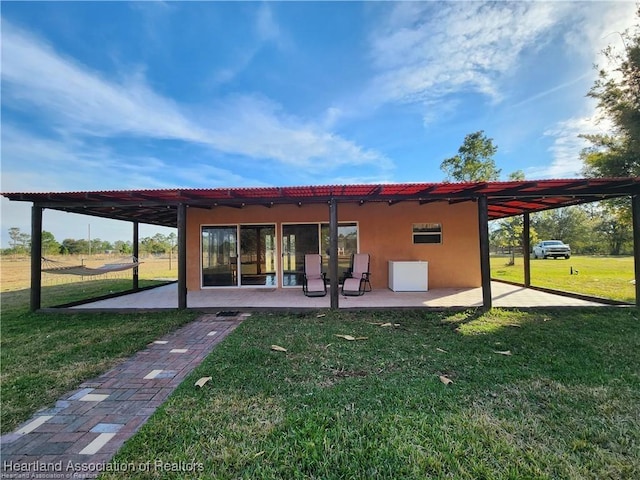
[1, 1, 636, 247]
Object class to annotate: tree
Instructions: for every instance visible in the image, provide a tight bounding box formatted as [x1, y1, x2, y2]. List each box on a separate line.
[89, 238, 113, 254]
[581, 10, 640, 177]
[492, 216, 525, 265]
[578, 16, 640, 256]
[60, 238, 89, 255]
[8, 227, 21, 250]
[7, 227, 30, 254]
[490, 170, 530, 264]
[508, 170, 525, 181]
[114, 240, 133, 254]
[440, 130, 500, 182]
[41, 231, 60, 256]
[594, 200, 633, 255]
[531, 206, 594, 253]
[140, 233, 174, 255]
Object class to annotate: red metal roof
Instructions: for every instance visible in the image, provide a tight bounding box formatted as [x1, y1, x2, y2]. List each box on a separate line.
[3, 178, 639, 227]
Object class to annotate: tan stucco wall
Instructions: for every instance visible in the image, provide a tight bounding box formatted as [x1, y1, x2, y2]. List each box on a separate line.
[186, 200, 481, 291]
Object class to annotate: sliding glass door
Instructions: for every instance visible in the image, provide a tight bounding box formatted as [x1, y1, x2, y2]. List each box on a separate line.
[321, 223, 358, 281]
[282, 224, 319, 286]
[202, 226, 238, 287]
[240, 225, 277, 286]
[282, 223, 358, 287]
[202, 224, 276, 287]
[202, 222, 358, 288]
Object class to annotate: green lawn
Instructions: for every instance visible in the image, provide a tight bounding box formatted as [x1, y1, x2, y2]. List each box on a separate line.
[491, 255, 635, 303]
[2, 272, 639, 477]
[0, 283, 197, 433]
[103, 310, 640, 479]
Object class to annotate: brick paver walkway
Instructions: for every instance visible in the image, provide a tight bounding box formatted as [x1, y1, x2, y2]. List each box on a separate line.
[1, 314, 245, 479]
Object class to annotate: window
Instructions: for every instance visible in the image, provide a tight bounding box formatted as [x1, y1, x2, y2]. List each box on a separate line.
[412, 223, 442, 244]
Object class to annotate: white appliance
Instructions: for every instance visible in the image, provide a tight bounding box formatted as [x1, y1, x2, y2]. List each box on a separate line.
[388, 261, 428, 291]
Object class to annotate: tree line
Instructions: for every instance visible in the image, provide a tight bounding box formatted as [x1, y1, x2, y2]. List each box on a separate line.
[490, 203, 632, 256]
[3, 228, 177, 257]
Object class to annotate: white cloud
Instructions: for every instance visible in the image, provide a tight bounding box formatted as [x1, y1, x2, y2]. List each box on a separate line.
[1, 125, 164, 192]
[528, 2, 637, 178]
[564, 2, 637, 62]
[170, 162, 268, 188]
[0, 125, 268, 192]
[0, 17, 390, 178]
[367, 2, 567, 105]
[510, 72, 593, 109]
[211, 4, 290, 86]
[1, 20, 209, 142]
[365, 1, 637, 178]
[201, 94, 393, 172]
[255, 3, 286, 46]
[526, 115, 614, 179]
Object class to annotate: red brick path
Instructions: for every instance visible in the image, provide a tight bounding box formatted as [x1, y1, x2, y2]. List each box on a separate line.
[0, 314, 245, 479]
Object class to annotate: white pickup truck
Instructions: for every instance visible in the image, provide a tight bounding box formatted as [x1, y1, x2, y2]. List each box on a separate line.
[532, 240, 571, 259]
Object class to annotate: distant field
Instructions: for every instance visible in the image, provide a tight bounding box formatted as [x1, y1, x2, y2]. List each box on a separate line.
[491, 254, 635, 303]
[1, 254, 178, 291]
[1, 255, 178, 308]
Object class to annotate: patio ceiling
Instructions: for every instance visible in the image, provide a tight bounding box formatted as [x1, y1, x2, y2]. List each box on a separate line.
[3, 178, 640, 227]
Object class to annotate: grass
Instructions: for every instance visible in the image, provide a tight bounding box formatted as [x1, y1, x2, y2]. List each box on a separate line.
[0, 256, 194, 434]
[2, 256, 639, 476]
[103, 309, 640, 479]
[491, 254, 635, 303]
[1, 308, 198, 433]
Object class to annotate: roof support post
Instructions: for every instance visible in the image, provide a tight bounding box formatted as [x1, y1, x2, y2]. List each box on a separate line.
[30, 204, 43, 312]
[133, 221, 139, 291]
[177, 203, 187, 309]
[523, 212, 531, 287]
[633, 195, 640, 306]
[329, 198, 339, 310]
[478, 196, 492, 310]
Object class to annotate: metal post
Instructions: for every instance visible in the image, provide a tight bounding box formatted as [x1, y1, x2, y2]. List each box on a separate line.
[30, 205, 43, 312]
[632, 195, 640, 306]
[133, 221, 139, 290]
[478, 196, 492, 310]
[177, 204, 187, 309]
[523, 212, 531, 287]
[329, 198, 339, 310]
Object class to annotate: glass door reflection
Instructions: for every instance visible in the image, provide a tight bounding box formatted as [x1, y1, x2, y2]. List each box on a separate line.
[282, 224, 320, 286]
[240, 225, 277, 286]
[201, 226, 238, 287]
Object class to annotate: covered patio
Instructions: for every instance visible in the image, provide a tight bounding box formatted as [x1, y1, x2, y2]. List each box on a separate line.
[4, 177, 640, 311]
[69, 281, 607, 311]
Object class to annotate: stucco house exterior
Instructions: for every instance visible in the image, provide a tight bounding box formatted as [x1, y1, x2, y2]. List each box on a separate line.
[186, 198, 479, 292]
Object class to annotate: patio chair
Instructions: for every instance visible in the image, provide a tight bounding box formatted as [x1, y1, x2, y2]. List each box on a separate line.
[341, 253, 372, 296]
[302, 254, 327, 297]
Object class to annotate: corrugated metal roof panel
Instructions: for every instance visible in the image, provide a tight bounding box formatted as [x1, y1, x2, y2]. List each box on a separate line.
[3, 178, 639, 226]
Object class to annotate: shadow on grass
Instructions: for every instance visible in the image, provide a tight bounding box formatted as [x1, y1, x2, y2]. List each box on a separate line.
[2, 278, 170, 314]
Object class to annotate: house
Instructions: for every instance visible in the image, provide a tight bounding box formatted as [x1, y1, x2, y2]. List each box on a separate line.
[4, 178, 640, 310]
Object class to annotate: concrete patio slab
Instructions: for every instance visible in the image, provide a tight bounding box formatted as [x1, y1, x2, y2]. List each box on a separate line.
[70, 281, 607, 310]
